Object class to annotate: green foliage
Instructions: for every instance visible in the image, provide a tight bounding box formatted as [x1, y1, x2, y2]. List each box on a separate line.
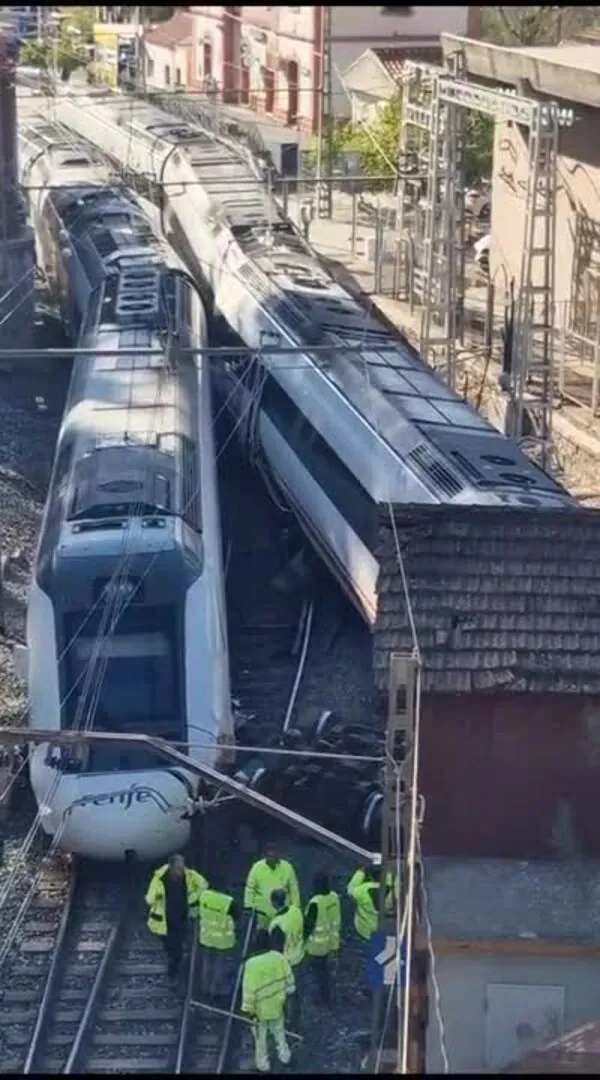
[464, 113, 494, 185]
[305, 96, 402, 189]
[349, 96, 402, 180]
[20, 33, 88, 77]
[61, 7, 96, 41]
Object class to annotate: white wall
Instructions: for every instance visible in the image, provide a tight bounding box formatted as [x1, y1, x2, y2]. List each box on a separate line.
[144, 41, 187, 90]
[192, 9, 225, 90]
[427, 950, 600, 1073]
[330, 5, 473, 115]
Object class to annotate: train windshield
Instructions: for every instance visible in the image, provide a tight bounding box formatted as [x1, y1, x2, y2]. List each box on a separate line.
[67, 627, 182, 772]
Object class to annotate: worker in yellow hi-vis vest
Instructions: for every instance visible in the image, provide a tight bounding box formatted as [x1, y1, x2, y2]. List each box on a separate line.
[198, 882, 241, 997]
[145, 854, 207, 978]
[242, 928, 295, 1073]
[244, 841, 300, 928]
[304, 872, 341, 1004]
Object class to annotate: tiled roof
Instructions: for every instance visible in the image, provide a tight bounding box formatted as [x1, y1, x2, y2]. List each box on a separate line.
[374, 504, 600, 695]
[372, 44, 442, 85]
[144, 10, 194, 49]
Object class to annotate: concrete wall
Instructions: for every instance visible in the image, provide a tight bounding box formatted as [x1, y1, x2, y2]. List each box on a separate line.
[427, 950, 600, 1072]
[491, 106, 600, 329]
[422, 692, 600, 857]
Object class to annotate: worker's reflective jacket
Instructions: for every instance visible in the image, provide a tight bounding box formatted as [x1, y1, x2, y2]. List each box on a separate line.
[244, 858, 300, 921]
[347, 868, 397, 915]
[242, 949, 295, 1021]
[199, 889, 236, 950]
[352, 880, 380, 941]
[145, 864, 208, 936]
[269, 904, 305, 966]
[304, 891, 341, 957]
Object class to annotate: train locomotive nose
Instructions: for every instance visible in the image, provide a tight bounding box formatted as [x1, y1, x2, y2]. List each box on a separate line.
[30, 764, 193, 862]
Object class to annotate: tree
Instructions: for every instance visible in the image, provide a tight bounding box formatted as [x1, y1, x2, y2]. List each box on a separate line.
[349, 96, 402, 181]
[305, 96, 402, 188]
[464, 113, 494, 186]
[61, 7, 96, 41]
[482, 5, 600, 45]
[20, 34, 88, 78]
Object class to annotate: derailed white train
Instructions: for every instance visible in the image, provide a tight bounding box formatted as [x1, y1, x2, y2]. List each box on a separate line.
[18, 122, 233, 861]
[54, 94, 575, 624]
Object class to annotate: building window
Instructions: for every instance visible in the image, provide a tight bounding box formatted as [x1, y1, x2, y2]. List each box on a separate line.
[164, 65, 171, 86]
[380, 6, 413, 13]
[203, 40, 212, 78]
[175, 67, 182, 85]
[147, 57, 154, 78]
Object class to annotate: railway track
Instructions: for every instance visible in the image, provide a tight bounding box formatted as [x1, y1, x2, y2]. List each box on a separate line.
[0, 860, 203, 1075]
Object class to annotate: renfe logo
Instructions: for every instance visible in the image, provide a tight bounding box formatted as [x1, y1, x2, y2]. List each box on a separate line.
[65, 785, 172, 816]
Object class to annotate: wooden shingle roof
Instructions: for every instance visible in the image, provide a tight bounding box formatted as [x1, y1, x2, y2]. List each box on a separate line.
[375, 504, 600, 694]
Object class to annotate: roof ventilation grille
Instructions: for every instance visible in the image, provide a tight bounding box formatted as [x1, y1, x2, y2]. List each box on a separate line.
[407, 443, 464, 498]
[115, 264, 161, 321]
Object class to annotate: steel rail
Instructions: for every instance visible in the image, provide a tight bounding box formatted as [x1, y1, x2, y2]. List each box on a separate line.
[23, 865, 79, 1074]
[63, 887, 131, 1074]
[216, 913, 256, 1075]
[174, 929, 199, 1074]
[282, 599, 315, 736]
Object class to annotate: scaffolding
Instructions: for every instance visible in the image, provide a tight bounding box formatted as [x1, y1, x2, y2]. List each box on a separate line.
[396, 50, 573, 472]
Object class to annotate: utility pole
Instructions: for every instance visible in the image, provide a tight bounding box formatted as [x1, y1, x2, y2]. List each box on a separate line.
[315, 4, 333, 220]
[370, 652, 428, 1074]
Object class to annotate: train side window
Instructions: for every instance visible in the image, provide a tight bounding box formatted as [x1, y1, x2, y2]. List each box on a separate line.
[260, 374, 375, 550]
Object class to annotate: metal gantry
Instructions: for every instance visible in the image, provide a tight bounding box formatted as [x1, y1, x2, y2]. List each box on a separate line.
[396, 51, 573, 471]
[369, 652, 424, 1074]
[315, 3, 333, 220]
[512, 101, 559, 469]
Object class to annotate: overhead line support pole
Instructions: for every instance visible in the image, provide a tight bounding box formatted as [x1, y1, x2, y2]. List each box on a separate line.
[369, 653, 420, 1074]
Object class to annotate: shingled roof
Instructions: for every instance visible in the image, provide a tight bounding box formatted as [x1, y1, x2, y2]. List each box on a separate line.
[374, 504, 600, 695]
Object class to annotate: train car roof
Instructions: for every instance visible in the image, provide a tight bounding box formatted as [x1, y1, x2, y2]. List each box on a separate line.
[69, 95, 572, 504]
[104, 96, 570, 503]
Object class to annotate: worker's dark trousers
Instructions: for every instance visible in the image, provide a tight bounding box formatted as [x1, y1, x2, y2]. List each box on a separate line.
[201, 946, 223, 997]
[163, 923, 185, 977]
[308, 954, 331, 1004]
